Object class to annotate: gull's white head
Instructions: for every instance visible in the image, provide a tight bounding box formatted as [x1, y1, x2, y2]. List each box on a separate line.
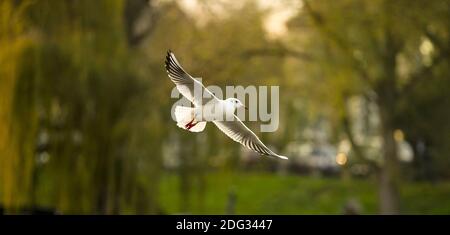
[225, 98, 247, 110]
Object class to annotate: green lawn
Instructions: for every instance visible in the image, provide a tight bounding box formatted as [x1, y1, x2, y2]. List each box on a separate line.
[158, 171, 450, 214]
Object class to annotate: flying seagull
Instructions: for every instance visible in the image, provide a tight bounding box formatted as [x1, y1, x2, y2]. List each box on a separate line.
[165, 50, 287, 160]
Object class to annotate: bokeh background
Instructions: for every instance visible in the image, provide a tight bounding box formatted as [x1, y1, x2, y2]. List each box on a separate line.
[1, 0, 449, 215]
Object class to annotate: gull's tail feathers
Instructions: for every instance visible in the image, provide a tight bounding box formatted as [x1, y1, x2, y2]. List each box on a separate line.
[174, 106, 206, 132]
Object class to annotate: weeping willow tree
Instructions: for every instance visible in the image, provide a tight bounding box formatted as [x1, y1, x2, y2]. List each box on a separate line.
[0, 0, 164, 214]
[0, 0, 36, 212]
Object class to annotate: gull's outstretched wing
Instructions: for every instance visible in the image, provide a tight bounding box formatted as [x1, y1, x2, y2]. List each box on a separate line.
[213, 118, 288, 160]
[165, 50, 217, 106]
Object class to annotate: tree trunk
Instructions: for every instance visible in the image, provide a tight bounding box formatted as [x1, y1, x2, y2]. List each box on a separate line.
[376, 25, 402, 214]
[377, 98, 400, 214]
[378, 133, 400, 214]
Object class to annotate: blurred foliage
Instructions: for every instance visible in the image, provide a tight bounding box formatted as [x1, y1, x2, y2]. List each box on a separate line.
[286, 0, 449, 213]
[1, 0, 161, 213]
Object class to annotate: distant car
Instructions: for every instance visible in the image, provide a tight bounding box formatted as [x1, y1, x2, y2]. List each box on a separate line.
[282, 142, 341, 176]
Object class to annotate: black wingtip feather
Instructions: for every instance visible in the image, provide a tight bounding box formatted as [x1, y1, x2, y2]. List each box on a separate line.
[165, 50, 174, 71]
[164, 50, 189, 82]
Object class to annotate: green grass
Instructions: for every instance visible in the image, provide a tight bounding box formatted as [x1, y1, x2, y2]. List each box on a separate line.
[158, 171, 450, 214]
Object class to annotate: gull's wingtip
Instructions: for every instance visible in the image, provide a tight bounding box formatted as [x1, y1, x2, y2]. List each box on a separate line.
[165, 50, 177, 65]
[266, 153, 288, 160]
[278, 155, 288, 160]
[165, 50, 176, 69]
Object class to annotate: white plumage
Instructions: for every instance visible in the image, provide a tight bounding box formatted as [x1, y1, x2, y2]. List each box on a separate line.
[165, 50, 287, 160]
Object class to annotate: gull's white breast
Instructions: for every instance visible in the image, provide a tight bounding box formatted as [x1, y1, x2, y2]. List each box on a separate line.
[194, 100, 235, 122]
